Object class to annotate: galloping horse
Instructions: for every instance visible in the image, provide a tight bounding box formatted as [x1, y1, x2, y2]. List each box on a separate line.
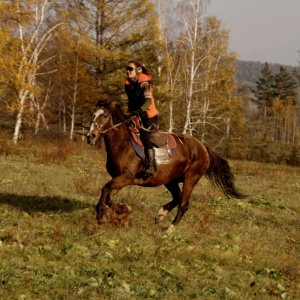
[86, 97, 246, 233]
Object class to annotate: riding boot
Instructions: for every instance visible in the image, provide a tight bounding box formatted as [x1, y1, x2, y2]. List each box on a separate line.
[144, 149, 156, 177]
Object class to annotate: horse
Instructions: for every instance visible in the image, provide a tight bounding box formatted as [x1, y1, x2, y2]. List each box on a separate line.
[86, 97, 246, 234]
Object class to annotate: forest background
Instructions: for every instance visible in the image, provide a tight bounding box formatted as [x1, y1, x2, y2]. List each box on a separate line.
[0, 0, 300, 166]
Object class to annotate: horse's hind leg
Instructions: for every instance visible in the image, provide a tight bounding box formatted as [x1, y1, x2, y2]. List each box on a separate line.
[155, 180, 182, 224]
[166, 173, 202, 234]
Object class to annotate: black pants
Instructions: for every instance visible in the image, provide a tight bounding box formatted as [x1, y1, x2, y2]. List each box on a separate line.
[140, 115, 158, 149]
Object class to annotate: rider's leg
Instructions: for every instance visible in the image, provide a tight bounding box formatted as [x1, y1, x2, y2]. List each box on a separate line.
[140, 116, 158, 177]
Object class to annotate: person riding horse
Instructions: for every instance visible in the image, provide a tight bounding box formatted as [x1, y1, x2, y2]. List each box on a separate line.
[86, 98, 247, 233]
[125, 60, 159, 178]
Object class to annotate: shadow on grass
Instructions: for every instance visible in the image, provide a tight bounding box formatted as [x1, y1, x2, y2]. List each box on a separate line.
[0, 193, 91, 214]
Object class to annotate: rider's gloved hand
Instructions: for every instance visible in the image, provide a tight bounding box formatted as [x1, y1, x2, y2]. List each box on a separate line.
[131, 108, 143, 116]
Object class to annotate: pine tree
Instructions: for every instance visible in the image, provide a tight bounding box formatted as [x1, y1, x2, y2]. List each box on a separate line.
[272, 66, 298, 105]
[251, 65, 299, 143]
[251, 63, 274, 118]
[270, 67, 299, 143]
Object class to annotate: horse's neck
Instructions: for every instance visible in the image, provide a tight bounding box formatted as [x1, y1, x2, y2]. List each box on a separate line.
[103, 124, 130, 156]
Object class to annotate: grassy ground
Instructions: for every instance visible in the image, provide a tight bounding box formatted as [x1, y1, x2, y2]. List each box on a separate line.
[0, 140, 299, 299]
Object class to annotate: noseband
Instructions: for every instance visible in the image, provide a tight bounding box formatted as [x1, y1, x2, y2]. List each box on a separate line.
[92, 112, 115, 134]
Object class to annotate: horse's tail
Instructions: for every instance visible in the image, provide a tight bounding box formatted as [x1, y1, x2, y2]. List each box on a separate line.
[205, 147, 247, 199]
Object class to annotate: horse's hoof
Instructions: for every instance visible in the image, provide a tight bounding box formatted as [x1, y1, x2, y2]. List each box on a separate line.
[155, 207, 168, 224]
[165, 224, 176, 234]
[155, 215, 164, 224]
[96, 214, 107, 225]
[115, 204, 132, 214]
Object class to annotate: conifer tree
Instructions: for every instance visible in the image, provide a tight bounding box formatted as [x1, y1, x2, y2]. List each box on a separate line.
[272, 66, 298, 105]
[64, 0, 161, 96]
[251, 62, 274, 118]
[271, 67, 299, 143]
[252, 65, 299, 143]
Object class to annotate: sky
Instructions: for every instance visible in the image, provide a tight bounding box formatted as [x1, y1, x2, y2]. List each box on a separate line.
[206, 0, 300, 66]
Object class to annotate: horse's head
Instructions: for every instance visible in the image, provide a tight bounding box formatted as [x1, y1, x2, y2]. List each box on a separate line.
[86, 97, 125, 145]
[86, 106, 112, 145]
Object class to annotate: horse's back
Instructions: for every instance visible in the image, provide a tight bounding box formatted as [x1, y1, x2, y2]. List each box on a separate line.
[173, 133, 209, 161]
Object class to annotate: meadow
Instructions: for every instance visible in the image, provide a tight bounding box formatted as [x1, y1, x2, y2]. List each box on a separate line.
[0, 139, 299, 299]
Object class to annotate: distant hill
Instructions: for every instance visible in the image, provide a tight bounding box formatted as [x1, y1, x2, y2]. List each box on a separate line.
[234, 60, 300, 85]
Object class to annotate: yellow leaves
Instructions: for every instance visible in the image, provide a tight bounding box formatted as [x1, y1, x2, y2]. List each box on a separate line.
[272, 97, 285, 112]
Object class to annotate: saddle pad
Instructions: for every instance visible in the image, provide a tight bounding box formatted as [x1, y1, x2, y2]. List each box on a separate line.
[130, 137, 177, 162]
[129, 126, 177, 150]
[150, 131, 177, 149]
[129, 126, 177, 162]
[130, 137, 145, 159]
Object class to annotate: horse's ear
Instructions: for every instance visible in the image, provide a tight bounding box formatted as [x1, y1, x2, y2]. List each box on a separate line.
[96, 99, 107, 107]
[96, 96, 121, 108]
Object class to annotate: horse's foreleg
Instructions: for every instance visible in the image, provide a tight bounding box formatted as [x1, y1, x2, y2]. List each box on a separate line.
[96, 176, 135, 224]
[156, 181, 182, 224]
[96, 180, 113, 224]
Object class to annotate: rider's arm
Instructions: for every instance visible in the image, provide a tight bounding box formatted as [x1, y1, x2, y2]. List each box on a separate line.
[139, 81, 152, 112]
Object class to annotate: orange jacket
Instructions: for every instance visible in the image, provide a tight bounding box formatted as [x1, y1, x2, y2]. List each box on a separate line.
[125, 73, 158, 118]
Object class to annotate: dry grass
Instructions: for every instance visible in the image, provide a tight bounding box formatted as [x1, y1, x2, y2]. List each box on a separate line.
[0, 139, 299, 299]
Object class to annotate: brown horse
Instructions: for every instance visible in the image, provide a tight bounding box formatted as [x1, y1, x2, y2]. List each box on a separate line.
[86, 97, 246, 234]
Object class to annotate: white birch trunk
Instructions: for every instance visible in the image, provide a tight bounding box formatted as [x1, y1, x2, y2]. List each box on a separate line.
[12, 0, 63, 143]
[70, 44, 80, 140]
[181, 0, 203, 135]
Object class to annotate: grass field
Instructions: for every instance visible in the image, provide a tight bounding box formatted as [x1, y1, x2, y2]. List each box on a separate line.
[0, 140, 299, 299]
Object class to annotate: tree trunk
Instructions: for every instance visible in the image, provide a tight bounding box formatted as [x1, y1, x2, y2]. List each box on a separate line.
[13, 89, 29, 144]
[70, 45, 79, 140]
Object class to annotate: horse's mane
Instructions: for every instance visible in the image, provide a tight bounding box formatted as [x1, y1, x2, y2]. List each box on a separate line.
[96, 96, 127, 122]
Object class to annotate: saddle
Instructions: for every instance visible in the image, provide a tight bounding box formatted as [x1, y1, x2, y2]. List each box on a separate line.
[128, 119, 177, 164]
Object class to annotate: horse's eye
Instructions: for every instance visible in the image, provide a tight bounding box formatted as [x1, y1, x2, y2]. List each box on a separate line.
[103, 114, 108, 118]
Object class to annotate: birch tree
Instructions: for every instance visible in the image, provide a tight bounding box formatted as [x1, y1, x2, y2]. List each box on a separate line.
[152, 0, 184, 132]
[176, 0, 210, 135]
[5, 0, 63, 143]
[34, 77, 51, 135]
[176, 0, 243, 145]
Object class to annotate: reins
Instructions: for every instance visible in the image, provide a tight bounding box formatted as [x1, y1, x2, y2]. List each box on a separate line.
[94, 115, 135, 134]
[95, 114, 157, 134]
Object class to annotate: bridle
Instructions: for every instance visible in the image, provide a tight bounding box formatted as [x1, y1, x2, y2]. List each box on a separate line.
[88, 107, 155, 144]
[91, 112, 114, 134]
[91, 110, 135, 135]
[93, 117, 125, 134]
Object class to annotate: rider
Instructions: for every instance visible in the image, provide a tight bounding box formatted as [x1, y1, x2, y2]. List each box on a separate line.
[125, 60, 159, 178]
